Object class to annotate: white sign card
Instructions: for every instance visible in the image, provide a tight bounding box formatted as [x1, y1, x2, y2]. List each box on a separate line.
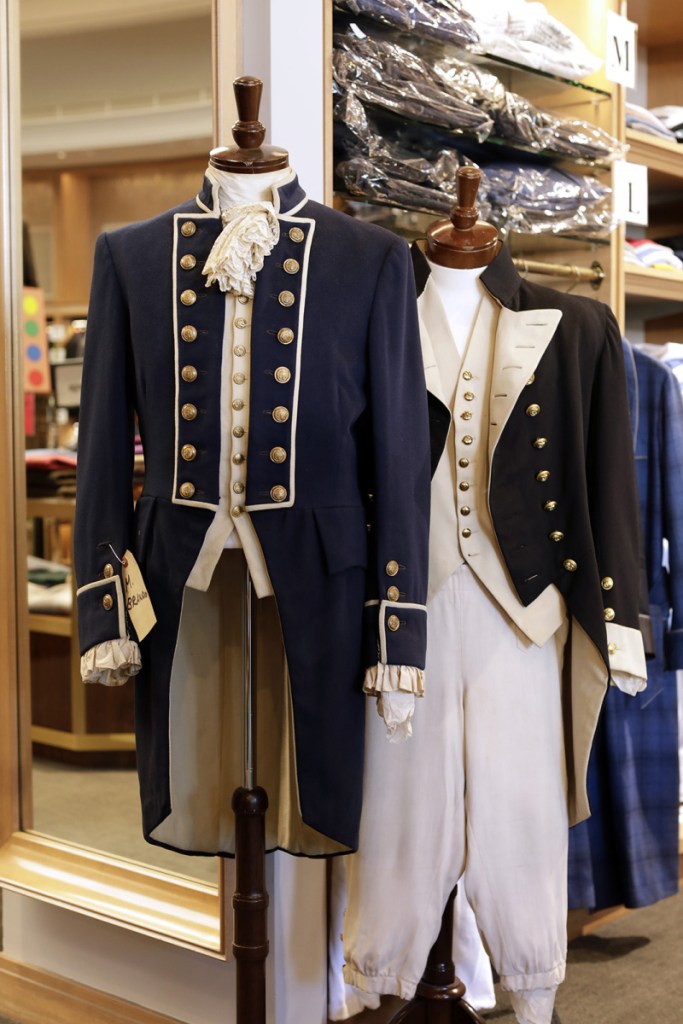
[613, 161, 649, 227]
[605, 10, 637, 89]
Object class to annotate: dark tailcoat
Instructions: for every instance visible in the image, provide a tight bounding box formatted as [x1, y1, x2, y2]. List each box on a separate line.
[569, 342, 683, 908]
[74, 175, 430, 854]
[414, 243, 647, 826]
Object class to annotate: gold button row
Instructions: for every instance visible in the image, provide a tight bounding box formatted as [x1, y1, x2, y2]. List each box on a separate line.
[180, 254, 196, 271]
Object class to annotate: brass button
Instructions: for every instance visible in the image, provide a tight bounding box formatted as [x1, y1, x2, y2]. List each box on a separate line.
[549, 531, 564, 542]
[180, 254, 196, 270]
[275, 366, 291, 384]
[544, 500, 557, 511]
[459, 481, 470, 491]
[235, 317, 248, 329]
[102, 594, 114, 611]
[460, 506, 471, 516]
[238, 294, 249, 304]
[181, 365, 198, 382]
[463, 370, 473, 381]
[181, 444, 196, 461]
[527, 374, 535, 386]
[608, 641, 617, 655]
[231, 505, 243, 517]
[536, 470, 550, 482]
[278, 290, 295, 307]
[386, 585, 400, 601]
[270, 447, 287, 464]
[179, 482, 195, 499]
[604, 607, 615, 621]
[181, 325, 197, 342]
[461, 411, 472, 421]
[180, 289, 197, 306]
[272, 405, 290, 423]
[461, 528, 472, 538]
[459, 457, 470, 468]
[233, 426, 245, 438]
[103, 563, 114, 578]
[462, 435, 474, 445]
[181, 403, 197, 421]
[234, 344, 246, 357]
[601, 576, 614, 590]
[270, 485, 288, 502]
[464, 391, 475, 401]
[232, 399, 244, 411]
[289, 227, 305, 242]
[277, 327, 295, 345]
[387, 614, 400, 632]
[233, 482, 245, 494]
[283, 258, 300, 275]
[181, 221, 196, 237]
[563, 559, 578, 572]
[233, 372, 245, 385]
[386, 560, 399, 577]
[533, 438, 547, 449]
[526, 404, 541, 417]
[233, 453, 245, 465]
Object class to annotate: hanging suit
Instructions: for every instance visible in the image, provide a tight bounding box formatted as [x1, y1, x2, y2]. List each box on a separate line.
[74, 173, 431, 856]
[569, 341, 683, 910]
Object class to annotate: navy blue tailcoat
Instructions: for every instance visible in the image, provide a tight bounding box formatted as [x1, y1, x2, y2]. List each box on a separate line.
[74, 174, 430, 854]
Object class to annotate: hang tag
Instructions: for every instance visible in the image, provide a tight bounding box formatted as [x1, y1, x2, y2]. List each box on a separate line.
[122, 550, 157, 642]
[605, 11, 637, 89]
[613, 160, 649, 226]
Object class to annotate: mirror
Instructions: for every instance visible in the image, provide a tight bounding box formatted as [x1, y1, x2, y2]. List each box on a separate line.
[19, 0, 217, 886]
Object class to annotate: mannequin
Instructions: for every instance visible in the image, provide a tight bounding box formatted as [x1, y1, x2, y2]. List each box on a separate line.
[332, 167, 646, 1024]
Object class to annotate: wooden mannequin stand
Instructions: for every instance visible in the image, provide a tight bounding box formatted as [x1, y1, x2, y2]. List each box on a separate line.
[387, 167, 497, 1024]
[219, 77, 290, 1024]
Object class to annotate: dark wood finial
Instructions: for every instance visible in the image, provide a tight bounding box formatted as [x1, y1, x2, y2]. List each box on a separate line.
[426, 166, 499, 269]
[209, 76, 289, 174]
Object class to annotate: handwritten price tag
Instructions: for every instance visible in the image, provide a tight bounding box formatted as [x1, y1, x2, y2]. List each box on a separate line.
[123, 550, 157, 641]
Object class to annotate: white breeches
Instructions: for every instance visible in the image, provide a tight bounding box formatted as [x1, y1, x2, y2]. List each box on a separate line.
[330, 563, 569, 1024]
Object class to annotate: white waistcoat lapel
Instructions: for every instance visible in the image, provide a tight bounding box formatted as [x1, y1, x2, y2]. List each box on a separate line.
[488, 305, 563, 469]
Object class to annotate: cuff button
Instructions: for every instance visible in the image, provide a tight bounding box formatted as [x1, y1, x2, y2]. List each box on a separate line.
[103, 563, 114, 578]
[387, 614, 401, 632]
[102, 594, 114, 611]
[385, 560, 399, 577]
[386, 585, 399, 601]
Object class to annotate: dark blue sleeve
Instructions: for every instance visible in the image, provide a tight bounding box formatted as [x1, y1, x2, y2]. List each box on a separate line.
[661, 366, 683, 669]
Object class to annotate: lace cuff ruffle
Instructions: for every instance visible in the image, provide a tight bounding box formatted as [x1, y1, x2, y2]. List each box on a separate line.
[81, 638, 142, 687]
[363, 664, 425, 742]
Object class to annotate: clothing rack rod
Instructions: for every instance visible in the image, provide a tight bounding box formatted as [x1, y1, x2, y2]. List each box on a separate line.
[512, 257, 604, 289]
[242, 563, 254, 789]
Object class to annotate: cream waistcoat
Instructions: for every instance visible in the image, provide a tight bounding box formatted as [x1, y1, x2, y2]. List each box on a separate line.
[419, 276, 566, 647]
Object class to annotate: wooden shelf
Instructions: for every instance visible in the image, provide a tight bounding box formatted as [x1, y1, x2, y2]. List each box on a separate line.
[625, 264, 683, 304]
[28, 613, 71, 637]
[628, 1, 683, 47]
[626, 130, 683, 189]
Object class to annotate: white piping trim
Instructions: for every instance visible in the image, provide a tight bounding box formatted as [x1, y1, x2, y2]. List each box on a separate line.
[364, 599, 380, 607]
[171, 210, 225, 509]
[76, 576, 126, 638]
[377, 599, 427, 663]
[245, 213, 316, 513]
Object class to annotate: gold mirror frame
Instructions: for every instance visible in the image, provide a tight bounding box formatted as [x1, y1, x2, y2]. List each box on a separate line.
[0, 0, 242, 956]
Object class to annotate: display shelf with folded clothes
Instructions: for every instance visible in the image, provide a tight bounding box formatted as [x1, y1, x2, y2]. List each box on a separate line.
[333, 0, 603, 85]
[333, 95, 615, 237]
[332, 21, 624, 168]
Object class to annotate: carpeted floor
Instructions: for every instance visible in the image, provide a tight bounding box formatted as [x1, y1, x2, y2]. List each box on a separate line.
[338, 890, 682, 1024]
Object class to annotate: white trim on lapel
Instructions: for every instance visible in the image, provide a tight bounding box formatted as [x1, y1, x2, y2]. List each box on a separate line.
[244, 211, 316, 513]
[487, 305, 563, 474]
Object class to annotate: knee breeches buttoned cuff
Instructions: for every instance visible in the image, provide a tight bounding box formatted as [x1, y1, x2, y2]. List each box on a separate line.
[342, 965, 421, 1003]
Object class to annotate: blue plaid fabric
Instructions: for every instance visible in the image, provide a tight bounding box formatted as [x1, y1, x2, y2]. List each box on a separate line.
[568, 341, 683, 909]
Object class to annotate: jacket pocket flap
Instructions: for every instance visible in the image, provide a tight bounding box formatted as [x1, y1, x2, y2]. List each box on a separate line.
[314, 506, 368, 575]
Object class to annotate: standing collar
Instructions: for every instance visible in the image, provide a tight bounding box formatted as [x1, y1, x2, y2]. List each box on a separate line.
[410, 240, 523, 309]
[196, 168, 308, 218]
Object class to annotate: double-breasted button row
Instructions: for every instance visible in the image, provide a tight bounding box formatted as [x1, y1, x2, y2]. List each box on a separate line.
[272, 406, 289, 423]
[181, 221, 196, 237]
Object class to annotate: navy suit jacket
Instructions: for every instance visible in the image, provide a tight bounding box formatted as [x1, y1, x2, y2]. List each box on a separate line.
[74, 174, 430, 852]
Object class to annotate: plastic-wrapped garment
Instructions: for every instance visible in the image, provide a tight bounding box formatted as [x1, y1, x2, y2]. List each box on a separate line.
[333, 24, 623, 163]
[333, 0, 480, 47]
[333, 25, 496, 140]
[461, 0, 601, 81]
[483, 163, 614, 235]
[337, 156, 464, 214]
[491, 91, 624, 162]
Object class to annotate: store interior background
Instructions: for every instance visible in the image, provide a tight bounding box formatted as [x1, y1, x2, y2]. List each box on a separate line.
[0, 1, 681, 1023]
